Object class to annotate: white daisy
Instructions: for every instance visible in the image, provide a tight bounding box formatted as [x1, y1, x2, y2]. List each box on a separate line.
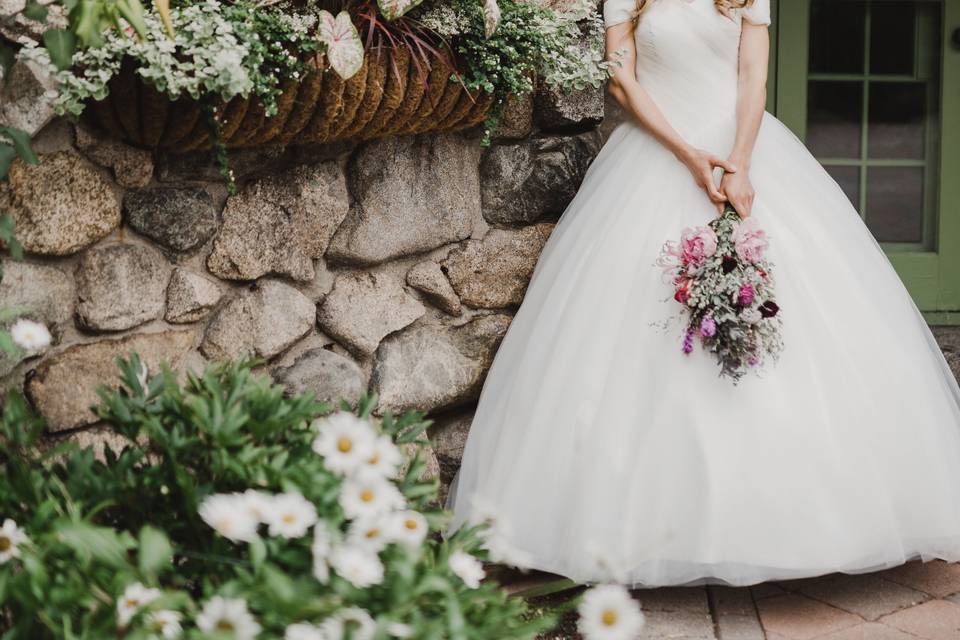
[577, 584, 645, 640]
[9, 319, 51, 352]
[116, 582, 162, 627]
[365, 434, 403, 477]
[196, 596, 262, 640]
[284, 622, 325, 640]
[311, 412, 377, 476]
[386, 621, 414, 638]
[199, 493, 259, 543]
[0, 519, 28, 564]
[448, 550, 485, 589]
[347, 514, 392, 552]
[339, 470, 406, 520]
[311, 525, 332, 584]
[242, 489, 274, 524]
[145, 610, 183, 639]
[337, 607, 376, 640]
[264, 491, 318, 539]
[329, 545, 384, 588]
[386, 510, 428, 548]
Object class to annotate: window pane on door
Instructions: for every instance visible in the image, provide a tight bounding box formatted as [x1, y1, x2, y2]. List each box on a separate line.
[825, 166, 861, 211]
[870, 2, 916, 74]
[809, 1, 866, 73]
[807, 81, 863, 158]
[868, 82, 928, 159]
[866, 167, 925, 243]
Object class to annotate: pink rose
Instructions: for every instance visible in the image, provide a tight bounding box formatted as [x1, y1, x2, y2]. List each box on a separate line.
[731, 219, 768, 264]
[679, 226, 718, 266]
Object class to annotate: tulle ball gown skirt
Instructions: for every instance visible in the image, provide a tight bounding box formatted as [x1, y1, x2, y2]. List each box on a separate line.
[445, 113, 960, 587]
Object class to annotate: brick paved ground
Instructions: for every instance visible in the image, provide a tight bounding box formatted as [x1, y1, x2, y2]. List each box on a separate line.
[519, 560, 960, 639]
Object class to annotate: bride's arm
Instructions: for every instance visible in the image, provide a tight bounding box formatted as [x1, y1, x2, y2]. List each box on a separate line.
[721, 22, 770, 218]
[605, 23, 736, 209]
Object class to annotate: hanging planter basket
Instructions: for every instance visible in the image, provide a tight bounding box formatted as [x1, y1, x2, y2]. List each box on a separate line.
[82, 46, 495, 153]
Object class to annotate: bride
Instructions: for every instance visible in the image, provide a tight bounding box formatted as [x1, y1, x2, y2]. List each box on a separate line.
[445, 0, 960, 587]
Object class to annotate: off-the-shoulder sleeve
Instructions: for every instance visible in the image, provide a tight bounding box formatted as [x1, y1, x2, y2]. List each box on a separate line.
[741, 0, 771, 25]
[603, 0, 634, 27]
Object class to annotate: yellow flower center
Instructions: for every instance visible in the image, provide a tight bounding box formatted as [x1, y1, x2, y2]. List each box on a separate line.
[0, 536, 10, 552]
[125, 598, 140, 608]
[601, 609, 618, 626]
[337, 437, 353, 453]
[365, 528, 380, 539]
[404, 519, 418, 530]
[360, 489, 375, 502]
[369, 453, 380, 465]
[282, 513, 296, 524]
[216, 619, 235, 631]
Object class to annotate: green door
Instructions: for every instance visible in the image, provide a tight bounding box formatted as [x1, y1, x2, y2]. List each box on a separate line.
[773, 0, 960, 322]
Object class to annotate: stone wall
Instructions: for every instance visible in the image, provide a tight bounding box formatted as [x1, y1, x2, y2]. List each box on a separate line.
[0, 73, 605, 489]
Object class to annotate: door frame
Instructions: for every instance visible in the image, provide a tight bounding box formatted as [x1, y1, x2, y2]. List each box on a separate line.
[769, 0, 960, 322]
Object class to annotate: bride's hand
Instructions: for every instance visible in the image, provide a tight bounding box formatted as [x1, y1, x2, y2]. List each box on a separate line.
[677, 146, 737, 212]
[719, 169, 755, 218]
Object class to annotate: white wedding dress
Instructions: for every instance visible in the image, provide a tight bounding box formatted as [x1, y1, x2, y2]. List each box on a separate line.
[446, 0, 960, 587]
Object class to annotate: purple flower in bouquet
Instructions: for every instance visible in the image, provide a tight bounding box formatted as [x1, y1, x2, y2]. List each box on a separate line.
[679, 226, 718, 266]
[700, 316, 716, 338]
[747, 355, 759, 367]
[682, 328, 695, 354]
[738, 284, 755, 306]
[731, 218, 769, 264]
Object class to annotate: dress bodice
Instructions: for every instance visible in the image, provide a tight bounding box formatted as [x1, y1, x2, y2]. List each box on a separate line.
[603, 0, 770, 139]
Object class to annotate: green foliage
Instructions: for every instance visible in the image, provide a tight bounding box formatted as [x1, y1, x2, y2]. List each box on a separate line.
[0, 358, 554, 639]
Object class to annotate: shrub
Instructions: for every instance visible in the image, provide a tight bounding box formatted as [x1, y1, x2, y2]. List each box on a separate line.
[0, 357, 554, 639]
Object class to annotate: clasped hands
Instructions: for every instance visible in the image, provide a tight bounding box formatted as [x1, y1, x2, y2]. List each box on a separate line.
[678, 147, 755, 219]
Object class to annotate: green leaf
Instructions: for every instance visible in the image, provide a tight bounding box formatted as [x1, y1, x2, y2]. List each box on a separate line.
[0, 43, 14, 78]
[115, 0, 147, 39]
[56, 521, 131, 569]
[248, 535, 266, 572]
[138, 526, 172, 576]
[0, 144, 17, 178]
[376, 0, 425, 20]
[23, 0, 49, 22]
[41, 28, 76, 70]
[0, 127, 38, 166]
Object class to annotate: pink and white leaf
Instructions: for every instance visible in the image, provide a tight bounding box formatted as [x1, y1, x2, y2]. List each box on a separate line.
[318, 10, 364, 80]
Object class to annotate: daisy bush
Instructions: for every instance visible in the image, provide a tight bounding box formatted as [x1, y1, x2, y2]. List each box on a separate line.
[0, 357, 553, 638]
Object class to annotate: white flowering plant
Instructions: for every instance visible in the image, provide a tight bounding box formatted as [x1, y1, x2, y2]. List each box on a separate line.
[0, 357, 555, 639]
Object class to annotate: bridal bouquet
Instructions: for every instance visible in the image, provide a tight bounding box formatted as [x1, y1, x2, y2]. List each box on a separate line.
[657, 205, 783, 381]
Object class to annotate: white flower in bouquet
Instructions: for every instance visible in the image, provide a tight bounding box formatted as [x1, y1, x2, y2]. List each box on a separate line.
[329, 545, 385, 588]
[387, 510, 428, 548]
[284, 622, 325, 640]
[196, 596, 261, 640]
[448, 550, 485, 589]
[265, 491, 318, 539]
[116, 582, 162, 627]
[365, 434, 403, 477]
[320, 607, 376, 640]
[145, 610, 183, 638]
[10, 319, 51, 352]
[577, 584, 645, 640]
[199, 493, 259, 543]
[242, 489, 274, 524]
[740, 308, 762, 324]
[347, 514, 392, 552]
[339, 470, 406, 520]
[0, 518, 28, 564]
[312, 412, 378, 476]
[311, 525, 332, 583]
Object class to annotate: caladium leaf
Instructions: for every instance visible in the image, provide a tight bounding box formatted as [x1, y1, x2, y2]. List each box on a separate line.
[317, 10, 364, 80]
[376, 0, 424, 20]
[484, 0, 501, 38]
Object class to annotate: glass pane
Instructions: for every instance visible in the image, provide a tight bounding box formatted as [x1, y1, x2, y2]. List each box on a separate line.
[826, 166, 861, 212]
[807, 81, 863, 158]
[868, 83, 927, 159]
[809, 1, 866, 74]
[866, 167, 924, 243]
[870, 2, 916, 75]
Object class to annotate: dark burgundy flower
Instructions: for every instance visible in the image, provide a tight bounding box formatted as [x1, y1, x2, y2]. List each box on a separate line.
[759, 300, 780, 318]
[721, 255, 738, 274]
